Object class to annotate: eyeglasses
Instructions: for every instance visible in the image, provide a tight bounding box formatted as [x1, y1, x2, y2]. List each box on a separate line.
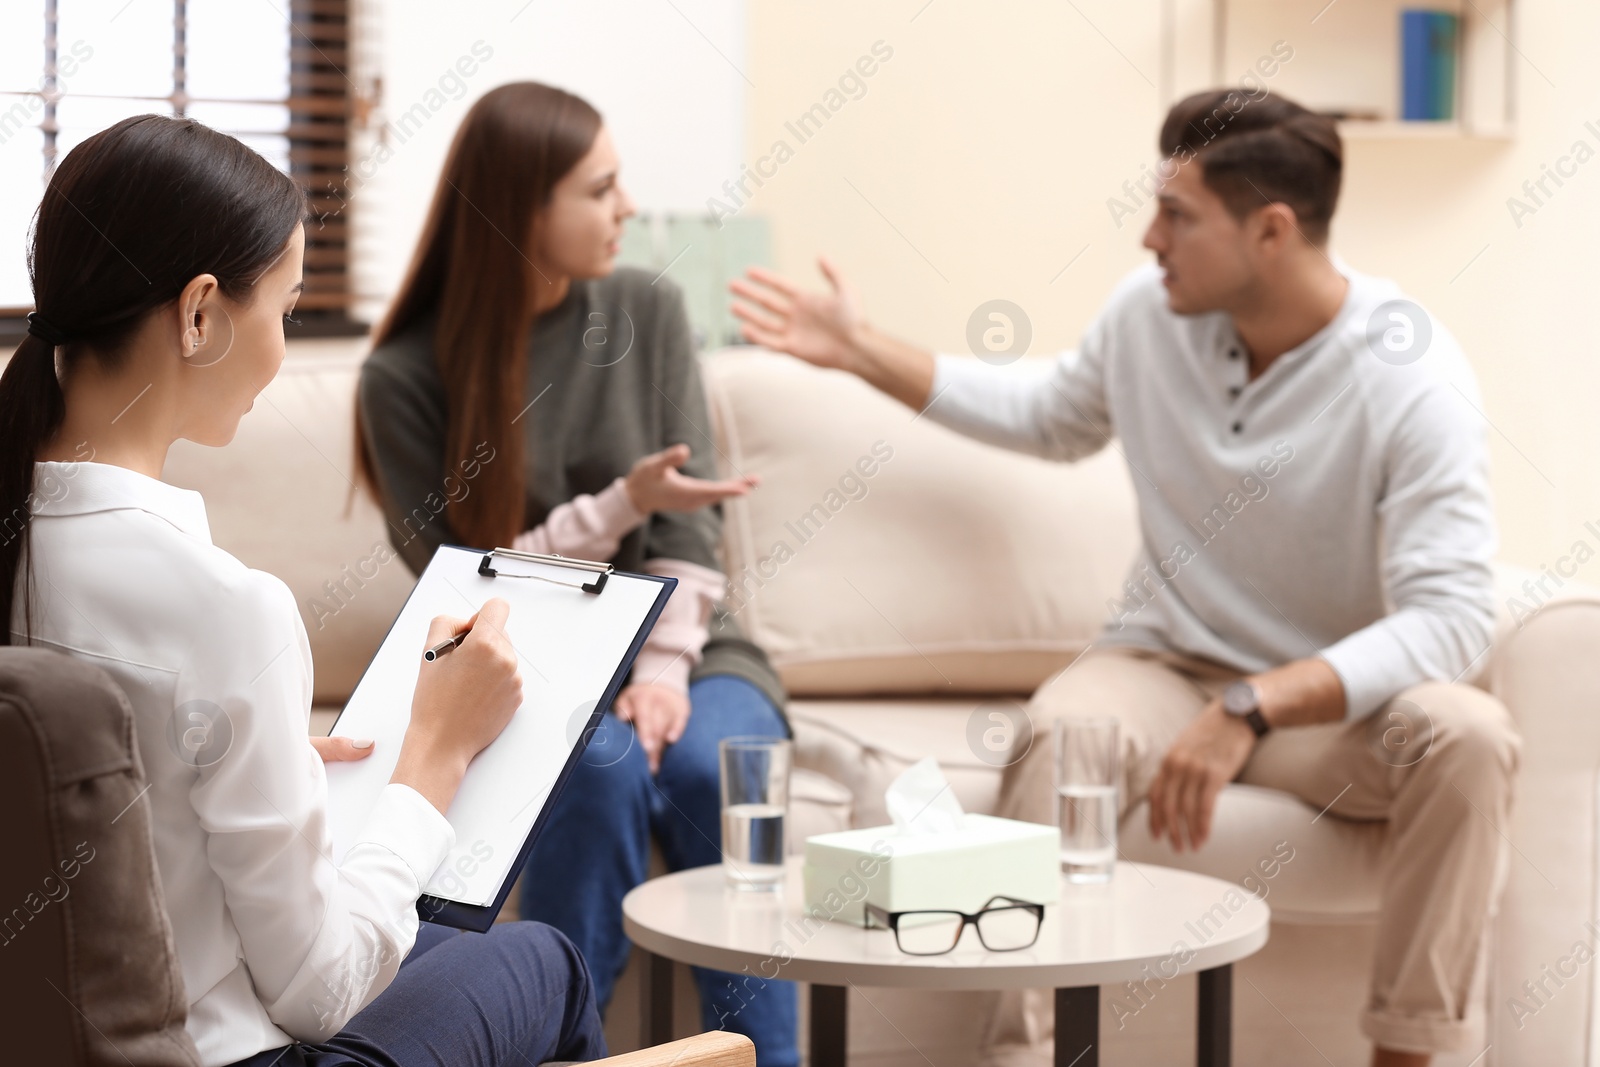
[864, 896, 1045, 956]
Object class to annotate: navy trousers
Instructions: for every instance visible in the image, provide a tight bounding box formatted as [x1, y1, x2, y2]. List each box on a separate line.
[224, 920, 606, 1066]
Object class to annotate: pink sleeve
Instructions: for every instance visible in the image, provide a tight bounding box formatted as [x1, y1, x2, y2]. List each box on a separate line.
[631, 558, 726, 694]
[510, 477, 646, 560]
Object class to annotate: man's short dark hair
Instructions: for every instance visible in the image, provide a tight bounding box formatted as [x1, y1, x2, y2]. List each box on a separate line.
[1159, 89, 1343, 245]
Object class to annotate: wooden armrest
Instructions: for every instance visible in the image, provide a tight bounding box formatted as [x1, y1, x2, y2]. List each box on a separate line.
[553, 1031, 754, 1067]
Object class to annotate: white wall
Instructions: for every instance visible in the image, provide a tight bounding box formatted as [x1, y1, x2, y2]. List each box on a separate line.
[350, 0, 747, 321]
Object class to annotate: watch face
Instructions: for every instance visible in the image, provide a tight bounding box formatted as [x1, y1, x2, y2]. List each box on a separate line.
[1223, 681, 1256, 715]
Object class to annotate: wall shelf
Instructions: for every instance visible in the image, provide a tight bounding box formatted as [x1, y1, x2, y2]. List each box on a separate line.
[1338, 119, 1513, 141]
[1158, 0, 1516, 141]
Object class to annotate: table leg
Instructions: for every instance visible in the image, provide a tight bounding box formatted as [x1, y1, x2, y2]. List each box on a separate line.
[1197, 964, 1232, 1067]
[1054, 985, 1099, 1067]
[639, 950, 674, 1048]
[810, 984, 848, 1067]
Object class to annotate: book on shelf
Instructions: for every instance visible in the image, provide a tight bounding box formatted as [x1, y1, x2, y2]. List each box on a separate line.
[1401, 9, 1459, 122]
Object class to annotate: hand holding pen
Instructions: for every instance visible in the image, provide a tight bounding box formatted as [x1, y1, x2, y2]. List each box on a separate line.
[391, 598, 522, 814]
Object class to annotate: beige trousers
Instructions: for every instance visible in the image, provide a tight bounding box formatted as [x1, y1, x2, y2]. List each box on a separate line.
[982, 645, 1520, 1059]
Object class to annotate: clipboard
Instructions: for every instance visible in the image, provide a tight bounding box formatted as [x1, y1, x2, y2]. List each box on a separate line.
[322, 544, 676, 932]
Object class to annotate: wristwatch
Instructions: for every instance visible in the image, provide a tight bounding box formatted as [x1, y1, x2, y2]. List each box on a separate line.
[1222, 680, 1271, 738]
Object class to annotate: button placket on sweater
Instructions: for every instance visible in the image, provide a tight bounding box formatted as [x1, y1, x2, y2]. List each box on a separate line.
[1224, 342, 1249, 435]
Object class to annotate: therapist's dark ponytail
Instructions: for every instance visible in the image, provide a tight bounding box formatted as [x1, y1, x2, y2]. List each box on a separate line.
[0, 114, 305, 645]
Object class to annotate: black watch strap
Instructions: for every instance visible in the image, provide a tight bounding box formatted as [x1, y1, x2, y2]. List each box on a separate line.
[1241, 707, 1270, 738]
[1223, 680, 1271, 738]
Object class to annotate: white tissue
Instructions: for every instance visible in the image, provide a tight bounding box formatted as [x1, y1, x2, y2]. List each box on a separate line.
[885, 756, 966, 835]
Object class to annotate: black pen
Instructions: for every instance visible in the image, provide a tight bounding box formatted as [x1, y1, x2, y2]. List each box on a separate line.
[423, 630, 468, 661]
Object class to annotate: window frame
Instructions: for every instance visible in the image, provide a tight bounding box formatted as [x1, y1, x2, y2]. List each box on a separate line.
[0, 0, 367, 344]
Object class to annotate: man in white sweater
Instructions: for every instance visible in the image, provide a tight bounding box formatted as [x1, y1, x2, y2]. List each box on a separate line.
[730, 89, 1516, 1067]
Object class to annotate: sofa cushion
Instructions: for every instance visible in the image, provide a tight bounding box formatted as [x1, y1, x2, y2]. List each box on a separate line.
[789, 698, 1018, 824]
[703, 348, 1140, 698]
[0, 647, 199, 1066]
[1120, 785, 1385, 923]
[163, 343, 1141, 708]
[788, 767, 855, 846]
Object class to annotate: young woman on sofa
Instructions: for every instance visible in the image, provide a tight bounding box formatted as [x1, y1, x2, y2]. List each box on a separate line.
[0, 115, 606, 1067]
[354, 82, 797, 1064]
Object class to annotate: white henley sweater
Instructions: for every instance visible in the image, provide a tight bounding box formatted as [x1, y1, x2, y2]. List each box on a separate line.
[924, 260, 1497, 719]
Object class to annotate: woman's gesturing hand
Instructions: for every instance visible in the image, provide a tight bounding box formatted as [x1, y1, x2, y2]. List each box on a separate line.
[623, 443, 758, 514]
[729, 256, 863, 371]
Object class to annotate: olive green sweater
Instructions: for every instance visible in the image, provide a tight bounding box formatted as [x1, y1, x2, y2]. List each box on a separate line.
[357, 268, 785, 715]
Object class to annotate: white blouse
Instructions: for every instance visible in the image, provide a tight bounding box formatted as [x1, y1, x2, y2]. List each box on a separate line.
[11, 461, 454, 1067]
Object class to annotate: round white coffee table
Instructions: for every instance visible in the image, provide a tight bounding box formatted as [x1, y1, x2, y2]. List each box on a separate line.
[622, 857, 1269, 1067]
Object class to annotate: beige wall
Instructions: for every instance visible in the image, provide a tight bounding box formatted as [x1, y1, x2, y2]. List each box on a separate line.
[742, 0, 1599, 593]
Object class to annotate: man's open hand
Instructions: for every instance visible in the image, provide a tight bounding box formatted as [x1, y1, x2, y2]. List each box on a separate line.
[1147, 702, 1256, 852]
[729, 257, 863, 371]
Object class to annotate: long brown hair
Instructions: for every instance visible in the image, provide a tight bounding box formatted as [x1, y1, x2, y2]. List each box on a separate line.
[356, 82, 603, 550]
[0, 115, 305, 644]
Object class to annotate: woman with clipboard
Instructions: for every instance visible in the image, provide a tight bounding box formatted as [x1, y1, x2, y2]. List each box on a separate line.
[355, 83, 796, 1065]
[0, 117, 606, 1066]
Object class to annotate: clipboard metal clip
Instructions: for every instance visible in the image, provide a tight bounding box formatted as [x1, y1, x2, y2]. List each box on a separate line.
[477, 547, 612, 594]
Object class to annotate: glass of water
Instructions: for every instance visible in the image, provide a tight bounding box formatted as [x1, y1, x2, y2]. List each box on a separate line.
[719, 736, 791, 890]
[1054, 717, 1119, 884]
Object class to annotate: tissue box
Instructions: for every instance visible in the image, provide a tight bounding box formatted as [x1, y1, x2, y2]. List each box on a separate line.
[803, 814, 1058, 926]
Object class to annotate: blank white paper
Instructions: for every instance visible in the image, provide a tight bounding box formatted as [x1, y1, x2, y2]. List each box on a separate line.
[323, 546, 668, 906]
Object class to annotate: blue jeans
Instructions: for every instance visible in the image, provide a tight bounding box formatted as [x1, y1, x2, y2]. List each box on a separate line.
[520, 675, 798, 1067]
[225, 921, 606, 1066]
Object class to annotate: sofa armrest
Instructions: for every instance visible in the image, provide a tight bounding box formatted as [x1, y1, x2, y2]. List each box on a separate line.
[1482, 593, 1600, 1061]
[563, 1032, 754, 1066]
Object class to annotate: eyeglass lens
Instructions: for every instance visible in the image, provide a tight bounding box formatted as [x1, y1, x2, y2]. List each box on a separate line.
[974, 905, 1041, 950]
[892, 911, 966, 955]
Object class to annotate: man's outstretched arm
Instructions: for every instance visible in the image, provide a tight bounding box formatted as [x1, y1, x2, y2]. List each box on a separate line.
[730, 257, 935, 411]
[731, 257, 1114, 462]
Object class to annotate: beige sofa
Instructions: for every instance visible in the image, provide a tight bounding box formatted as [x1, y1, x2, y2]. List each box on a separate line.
[162, 341, 1600, 1067]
